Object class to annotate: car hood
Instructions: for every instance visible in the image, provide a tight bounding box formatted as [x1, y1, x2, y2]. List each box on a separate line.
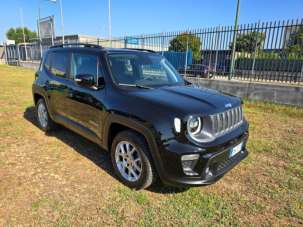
[129, 85, 241, 117]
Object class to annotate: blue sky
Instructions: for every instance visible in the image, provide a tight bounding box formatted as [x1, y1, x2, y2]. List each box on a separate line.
[1, 0, 302, 42]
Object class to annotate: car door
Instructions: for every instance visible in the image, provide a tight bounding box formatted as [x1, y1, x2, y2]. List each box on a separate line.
[65, 50, 106, 141]
[45, 50, 71, 119]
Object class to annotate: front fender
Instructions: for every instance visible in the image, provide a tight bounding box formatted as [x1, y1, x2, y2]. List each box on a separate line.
[102, 113, 168, 182]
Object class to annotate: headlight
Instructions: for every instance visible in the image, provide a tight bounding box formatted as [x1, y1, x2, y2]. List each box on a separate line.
[187, 116, 203, 136]
[186, 115, 214, 143]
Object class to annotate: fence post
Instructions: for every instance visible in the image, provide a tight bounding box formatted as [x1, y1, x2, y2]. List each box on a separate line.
[214, 26, 220, 74]
[141, 35, 144, 49]
[299, 60, 303, 85]
[161, 32, 164, 56]
[124, 37, 127, 48]
[4, 43, 8, 64]
[184, 30, 189, 76]
[208, 27, 214, 71]
[16, 44, 20, 66]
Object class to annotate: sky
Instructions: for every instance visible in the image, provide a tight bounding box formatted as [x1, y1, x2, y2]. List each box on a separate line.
[0, 0, 302, 43]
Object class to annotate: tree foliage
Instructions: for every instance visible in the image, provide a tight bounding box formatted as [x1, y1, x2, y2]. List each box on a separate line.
[232, 31, 265, 53]
[286, 26, 303, 57]
[168, 33, 202, 61]
[6, 27, 37, 44]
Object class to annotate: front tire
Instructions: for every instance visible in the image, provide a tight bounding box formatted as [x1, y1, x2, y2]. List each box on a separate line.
[36, 98, 56, 132]
[111, 130, 156, 190]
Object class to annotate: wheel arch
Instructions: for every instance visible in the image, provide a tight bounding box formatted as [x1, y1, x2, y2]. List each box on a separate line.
[32, 89, 55, 121]
[103, 113, 165, 179]
[33, 93, 44, 105]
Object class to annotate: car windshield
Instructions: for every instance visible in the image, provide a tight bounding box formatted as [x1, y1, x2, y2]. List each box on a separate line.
[108, 52, 184, 87]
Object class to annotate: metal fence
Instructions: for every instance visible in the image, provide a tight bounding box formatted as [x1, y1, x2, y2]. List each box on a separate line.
[3, 18, 303, 84]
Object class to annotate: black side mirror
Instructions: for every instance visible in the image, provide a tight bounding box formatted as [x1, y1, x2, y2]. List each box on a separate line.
[184, 79, 192, 85]
[75, 74, 95, 87]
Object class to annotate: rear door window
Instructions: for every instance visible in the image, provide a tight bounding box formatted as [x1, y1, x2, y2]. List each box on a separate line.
[50, 52, 69, 78]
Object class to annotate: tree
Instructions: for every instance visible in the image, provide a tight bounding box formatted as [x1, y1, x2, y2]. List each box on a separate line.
[231, 31, 265, 53]
[286, 26, 303, 57]
[6, 27, 37, 44]
[168, 33, 202, 61]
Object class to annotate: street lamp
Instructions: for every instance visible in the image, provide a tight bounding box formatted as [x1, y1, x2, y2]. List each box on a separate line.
[229, 0, 240, 80]
[108, 0, 112, 46]
[19, 8, 28, 61]
[58, 0, 65, 44]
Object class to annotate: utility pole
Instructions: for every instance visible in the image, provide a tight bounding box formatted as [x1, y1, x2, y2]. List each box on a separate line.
[38, 3, 43, 57]
[229, 0, 240, 80]
[50, 17, 54, 45]
[214, 26, 220, 74]
[108, 0, 112, 47]
[19, 8, 28, 61]
[59, 0, 65, 43]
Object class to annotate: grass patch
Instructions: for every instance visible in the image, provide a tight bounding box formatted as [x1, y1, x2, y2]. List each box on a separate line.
[116, 186, 150, 205]
[140, 189, 238, 226]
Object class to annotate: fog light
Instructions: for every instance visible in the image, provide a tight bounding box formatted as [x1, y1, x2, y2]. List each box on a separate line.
[205, 167, 213, 177]
[181, 154, 199, 176]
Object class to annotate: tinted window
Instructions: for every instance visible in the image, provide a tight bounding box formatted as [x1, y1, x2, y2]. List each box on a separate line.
[50, 52, 68, 78]
[43, 53, 51, 72]
[71, 53, 104, 84]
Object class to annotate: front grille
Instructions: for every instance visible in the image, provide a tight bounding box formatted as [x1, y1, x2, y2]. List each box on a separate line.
[210, 106, 243, 136]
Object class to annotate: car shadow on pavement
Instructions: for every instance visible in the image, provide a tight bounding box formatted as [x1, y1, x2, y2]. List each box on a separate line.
[23, 106, 188, 194]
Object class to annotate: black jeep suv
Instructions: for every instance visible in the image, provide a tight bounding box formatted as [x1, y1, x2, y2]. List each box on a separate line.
[32, 43, 249, 189]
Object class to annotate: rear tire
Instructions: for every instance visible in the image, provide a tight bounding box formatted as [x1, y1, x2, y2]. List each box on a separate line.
[111, 130, 156, 190]
[36, 98, 56, 132]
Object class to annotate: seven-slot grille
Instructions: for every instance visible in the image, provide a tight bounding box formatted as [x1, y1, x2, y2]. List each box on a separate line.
[211, 106, 243, 136]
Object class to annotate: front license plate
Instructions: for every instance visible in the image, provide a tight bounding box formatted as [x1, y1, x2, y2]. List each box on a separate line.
[229, 142, 243, 158]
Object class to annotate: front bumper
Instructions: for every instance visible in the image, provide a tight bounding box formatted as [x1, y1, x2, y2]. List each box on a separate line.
[157, 125, 249, 187]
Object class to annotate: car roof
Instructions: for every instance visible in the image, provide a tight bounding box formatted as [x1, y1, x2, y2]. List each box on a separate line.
[47, 44, 157, 55]
[103, 48, 157, 54]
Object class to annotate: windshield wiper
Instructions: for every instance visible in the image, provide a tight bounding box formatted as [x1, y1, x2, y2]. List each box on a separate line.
[118, 83, 152, 89]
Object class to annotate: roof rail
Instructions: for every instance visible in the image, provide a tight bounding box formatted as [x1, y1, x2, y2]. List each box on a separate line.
[50, 43, 103, 49]
[125, 48, 157, 53]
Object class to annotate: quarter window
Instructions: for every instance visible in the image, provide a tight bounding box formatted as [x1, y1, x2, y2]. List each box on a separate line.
[43, 53, 51, 72]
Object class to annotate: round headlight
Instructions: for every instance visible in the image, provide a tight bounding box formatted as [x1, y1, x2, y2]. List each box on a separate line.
[187, 116, 202, 136]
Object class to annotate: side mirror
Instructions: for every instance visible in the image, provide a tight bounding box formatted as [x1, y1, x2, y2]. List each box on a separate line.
[75, 74, 95, 87]
[184, 79, 192, 85]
